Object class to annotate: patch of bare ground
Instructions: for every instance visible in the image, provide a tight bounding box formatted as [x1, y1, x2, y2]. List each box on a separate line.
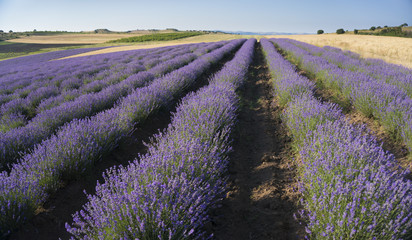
[8, 46, 241, 240]
[210, 44, 303, 240]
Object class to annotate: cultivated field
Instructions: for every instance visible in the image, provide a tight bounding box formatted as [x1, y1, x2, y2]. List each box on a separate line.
[4, 31, 412, 70]
[0, 37, 411, 240]
[269, 34, 412, 68]
[58, 33, 245, 59]
[6, 30, 165, 44]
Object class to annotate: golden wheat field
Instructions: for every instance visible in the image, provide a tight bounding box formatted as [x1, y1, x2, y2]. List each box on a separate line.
[58, 33, 412, 69]
[8, 31, 412, 69]
[268, 34, 412, 68]
[7, 33, 147, 44]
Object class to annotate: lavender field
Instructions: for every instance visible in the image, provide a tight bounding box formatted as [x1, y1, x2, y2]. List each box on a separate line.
[0, 38, 411, 240]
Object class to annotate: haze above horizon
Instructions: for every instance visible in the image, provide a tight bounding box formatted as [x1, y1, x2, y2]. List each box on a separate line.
[0, 0, 411, 34]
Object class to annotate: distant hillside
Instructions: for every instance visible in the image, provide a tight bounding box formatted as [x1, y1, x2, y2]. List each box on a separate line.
[0, 30, 74, 41]
[354, 24, 411, 38]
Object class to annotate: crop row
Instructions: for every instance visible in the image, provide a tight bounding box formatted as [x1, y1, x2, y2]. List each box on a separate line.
[261, 38, 412, 239]
[0, 48, 170, 129]
[0, 39, 245, 237]
[0, 43, 204, 115]
[0, 44, 201, 125]
[271, 38, 412, 160]
[0, 46, 110, 78]
[295, 42, 412, 97]
[66, 38, 256, 240]
[35, 42, 223, 115]
[0, 41, 227, 169]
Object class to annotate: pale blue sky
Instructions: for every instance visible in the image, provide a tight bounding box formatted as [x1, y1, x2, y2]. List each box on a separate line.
[0, 0, 411, 33]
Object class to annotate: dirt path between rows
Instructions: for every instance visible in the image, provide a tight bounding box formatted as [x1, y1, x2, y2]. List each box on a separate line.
[9, 45, 241, 240]
[210, 43, 302, 240]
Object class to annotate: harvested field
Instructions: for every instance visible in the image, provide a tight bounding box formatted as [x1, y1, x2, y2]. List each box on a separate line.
[267, 34, 412, 68]
[6, 33, 147, 44]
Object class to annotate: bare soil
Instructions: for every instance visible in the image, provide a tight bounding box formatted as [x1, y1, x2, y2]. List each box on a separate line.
[8, 46, 241, 240]
[210, 43, 303, 240]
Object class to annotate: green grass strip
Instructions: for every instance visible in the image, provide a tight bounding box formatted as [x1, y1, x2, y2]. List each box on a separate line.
[107, 32, 205, 43]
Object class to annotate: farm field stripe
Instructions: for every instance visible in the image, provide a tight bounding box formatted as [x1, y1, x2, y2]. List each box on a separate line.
[0, 42, 226, 169]
[0, 43, 203, 123]
[9, 41, 238, 240]
[291, 40, 412, 97]
[271, 38, 412, 164]
[211, 41, 302, 239]
[0, 46, 170, 129]
[33, 42, 224, 115]
[0, 43, 204, 117]
[272, 39, 411, 171]
[261, 38, 412, 239]
[0, 46, 110, 68]
[0, 46, 185, 131]
[66, 38, 255, 240]
[0, 39, 245, 237]
[34, 45, 194, 113]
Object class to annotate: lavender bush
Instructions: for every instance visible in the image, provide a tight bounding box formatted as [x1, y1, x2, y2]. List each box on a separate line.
[0, 39, 245, 237]
[0, 43, 219, 168]
[0, 45, 192, 121]
[271, 38, 412, 159]
[66, 38, 256, 239]
[261, 38, 412, 239]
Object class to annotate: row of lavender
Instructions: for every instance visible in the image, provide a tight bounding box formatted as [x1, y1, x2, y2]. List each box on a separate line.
[66, 38, 256, 239]
[0, 46, 110, 77]
[0, 39, 245, 237]
[271, 38, 412, 161]
[0, 44, 194, 94]
[0, 47, 184, 132]
[34, 43, 219, 115]
[0, 41, 226, 169]
[0, 47, 129, 103]
[0, 44, 205, 129]
[261, 38, 411, 239]
[299, 42, 412, 97]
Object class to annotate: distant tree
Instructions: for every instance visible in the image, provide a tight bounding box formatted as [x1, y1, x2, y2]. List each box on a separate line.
[0, 30, 3, 33]
[354, 29, 359, 34]
[370, 26, 376, 31]
[9, 30, 13, 33]
[384, 25, 388, 28]
[33, 29, 37, 32]
[377, 26, 382, 29]
[336, 28, 345, 34]
[400, 23, 408, 27]
[317, 29, 324, 34]
[94, 29, 111, 33]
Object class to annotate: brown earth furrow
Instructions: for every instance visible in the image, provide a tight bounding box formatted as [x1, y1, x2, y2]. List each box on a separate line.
[210, 43, 302, 240]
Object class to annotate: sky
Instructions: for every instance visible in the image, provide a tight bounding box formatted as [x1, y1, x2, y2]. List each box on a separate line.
[0, 0, 411, 34]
